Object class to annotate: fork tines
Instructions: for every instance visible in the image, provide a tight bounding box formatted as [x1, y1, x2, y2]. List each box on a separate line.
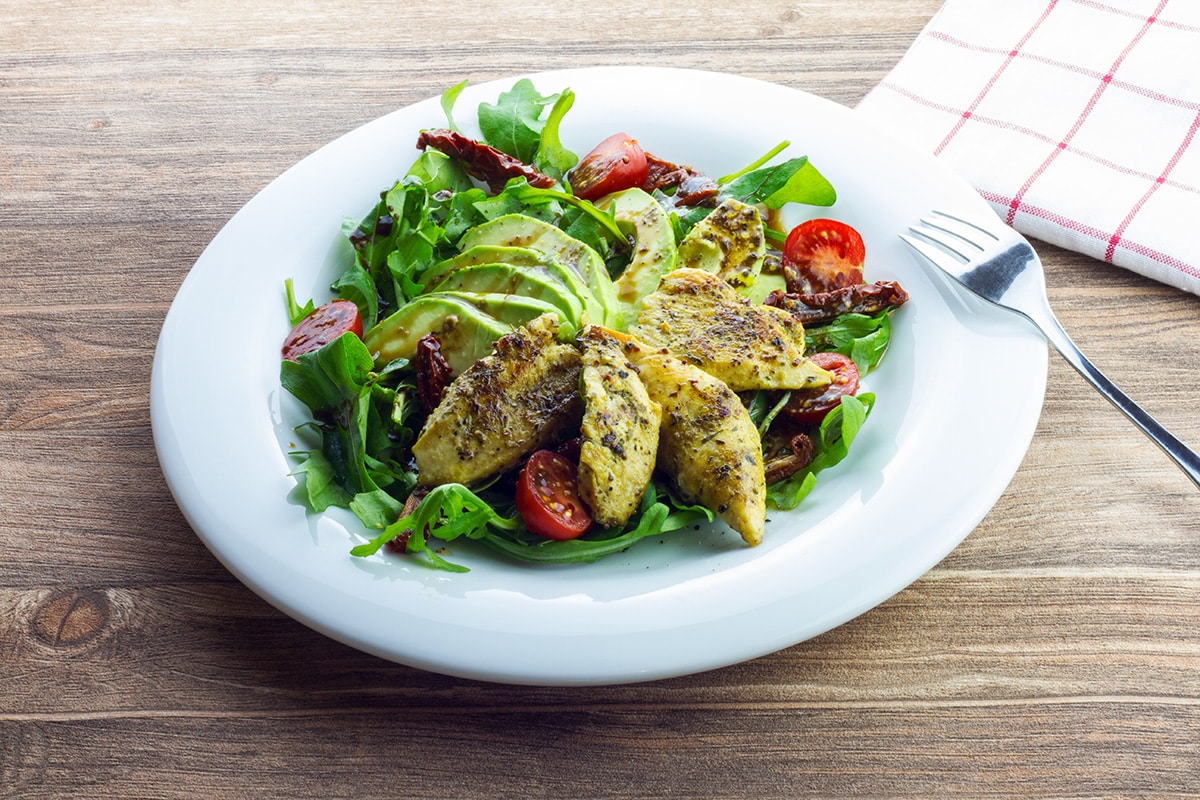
[906, 211, 1002, 264]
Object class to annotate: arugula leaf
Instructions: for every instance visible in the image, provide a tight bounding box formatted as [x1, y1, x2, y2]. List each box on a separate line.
[806, 312, 893, 373]
[477, 78, 559, 163]
[471, 179, 564, 225]
[347, 176, 459, 318]
[482, 503, 672, 564]
[349, 488, 405, 530]
[747, 389, 793, 433]
[723, 157, 836, 208]
[440, 186, 490, 244]
[385, 250, 426, 307]
[282, 335, 376, 498]
[282, 332, 416, 529]
[562, 210, 622, 275]
[349, 480, 716, 571]
[439, 79, 469, 132]
[478, 484, 710, 565]
[382, 182, 439, 290]
[406, 150, 472, 197]
[289, 449, 352, 511]
[716, 140, 790, 184]
[764, 159, 837, 208]
[491, 179, 626, 243]
[330, 258, 378, 331]
[454, 178, 626, 265]
[534, 89, 578, 180]
[670, 203, 715, 240]
[767, 393, 874, 510]
[351, 483, 521, 572]
[281, 330, 374, 415]
[284, 278, 316, 326]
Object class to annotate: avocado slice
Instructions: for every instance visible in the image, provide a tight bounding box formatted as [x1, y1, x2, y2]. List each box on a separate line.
[428, 263, 586, 327]
[677, 198, 766, 288]
[459, 214, 619, 327]
[423, 245, 607, 327]
[365, 294, 509, 374]
[741, 271, 787, 304]
[437, 291, 577, 340]
[427, 262, 585, 328]
[421, 244, 546, 287]
[598, 188, 678, 329]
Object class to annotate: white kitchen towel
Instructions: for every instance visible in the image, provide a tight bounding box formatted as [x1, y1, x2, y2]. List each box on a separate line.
[857, 0, 1200, 296]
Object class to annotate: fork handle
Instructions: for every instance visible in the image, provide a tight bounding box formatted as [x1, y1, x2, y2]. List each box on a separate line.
[1029, 306, 1200, 490]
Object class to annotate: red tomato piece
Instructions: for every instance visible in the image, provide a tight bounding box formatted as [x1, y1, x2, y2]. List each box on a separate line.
[783, 352, 860, 425]
[281, 299, 363, 361]
[781, 218, 866, 294]
[567, 133, 649, 202]
[515, 450, 593, 541]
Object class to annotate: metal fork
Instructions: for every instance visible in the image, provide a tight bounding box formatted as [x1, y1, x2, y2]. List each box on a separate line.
[901, 210, 1200, 490]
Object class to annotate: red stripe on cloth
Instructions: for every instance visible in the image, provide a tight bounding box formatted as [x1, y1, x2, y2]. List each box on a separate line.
[877, 81, 1200, 198]
[1069, 0, 1200, 32]
[979, 189, 1200, 280]
[923, 30, 1200, 111]
[932, 0, 1060, 156]
[1003, 1, 1169, 226]
[1105, 108, 1200, 261]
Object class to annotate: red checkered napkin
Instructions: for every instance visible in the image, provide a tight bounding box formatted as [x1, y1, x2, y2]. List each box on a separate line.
[857, 0, 1200, 296]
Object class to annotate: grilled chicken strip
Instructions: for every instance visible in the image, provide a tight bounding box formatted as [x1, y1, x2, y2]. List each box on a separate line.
[619, 335, 767, 546]
[576, 326, 662, 528]
[412, 314, 582, 486]
[633, 268, 831, 392]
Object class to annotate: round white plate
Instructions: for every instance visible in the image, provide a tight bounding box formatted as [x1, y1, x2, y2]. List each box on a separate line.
[151, 67, 1047, 686]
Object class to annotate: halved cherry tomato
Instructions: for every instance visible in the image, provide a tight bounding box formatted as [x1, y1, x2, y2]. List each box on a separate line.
[781, 218, 866, 294]
[281, 299, 363, 361]
[567, 133, 649, 202]
[516, 450, 593, 541]
[783, 352, 860, 425]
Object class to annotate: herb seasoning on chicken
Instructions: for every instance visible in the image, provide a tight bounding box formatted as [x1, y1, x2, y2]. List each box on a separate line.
[576, 326, 662, 528]
[411, 315, 583, 487]
[633, 268, 832, 392]
[621, 337, 767, 546]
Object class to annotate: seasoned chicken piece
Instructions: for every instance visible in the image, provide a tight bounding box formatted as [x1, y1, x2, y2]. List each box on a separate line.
[412, 314, 582, 486]
[633, 268, 831, 392]
[576, 326, 661, 528]
[621, 336, 767, 546]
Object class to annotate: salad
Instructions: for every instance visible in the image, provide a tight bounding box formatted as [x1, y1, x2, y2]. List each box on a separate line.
[280, 79, 908, 572]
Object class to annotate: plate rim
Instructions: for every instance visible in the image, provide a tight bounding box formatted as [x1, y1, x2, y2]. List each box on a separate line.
[151, 66, 1048, 685]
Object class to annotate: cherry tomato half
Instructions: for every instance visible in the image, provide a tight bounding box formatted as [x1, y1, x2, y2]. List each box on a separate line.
[783, 352, 861, 425]
[516, 449, 593, 541]
[567, 133, 649, 202]
[281, 299, 364, 361]
[781, 218, 866, 294]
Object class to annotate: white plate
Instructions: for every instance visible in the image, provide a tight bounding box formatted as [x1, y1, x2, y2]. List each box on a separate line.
[151, 67, 1047, 685]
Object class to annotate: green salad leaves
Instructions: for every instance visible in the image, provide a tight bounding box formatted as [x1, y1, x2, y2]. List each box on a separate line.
[280, 78, 899, 572]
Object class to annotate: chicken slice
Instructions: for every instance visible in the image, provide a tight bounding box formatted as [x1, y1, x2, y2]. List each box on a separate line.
[633, 268, 831, 392]
[412, 314, 582, 487]
[620, 335, 767, 546]
[576, 326, 661, 528]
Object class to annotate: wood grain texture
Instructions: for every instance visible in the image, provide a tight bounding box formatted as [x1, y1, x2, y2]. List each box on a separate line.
[3, 1, 1200, 797]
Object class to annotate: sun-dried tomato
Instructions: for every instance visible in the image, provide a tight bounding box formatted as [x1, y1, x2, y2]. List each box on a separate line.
[416, 128, 555, 192]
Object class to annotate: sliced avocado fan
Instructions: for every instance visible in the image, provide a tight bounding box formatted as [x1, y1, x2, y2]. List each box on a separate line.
[459, 214, 620, 328]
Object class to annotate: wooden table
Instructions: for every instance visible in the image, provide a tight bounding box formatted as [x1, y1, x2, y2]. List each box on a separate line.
[4, 2, 1200, 796]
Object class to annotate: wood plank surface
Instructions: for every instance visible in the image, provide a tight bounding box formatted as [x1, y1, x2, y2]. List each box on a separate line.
[3, 1, 1200, 797]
